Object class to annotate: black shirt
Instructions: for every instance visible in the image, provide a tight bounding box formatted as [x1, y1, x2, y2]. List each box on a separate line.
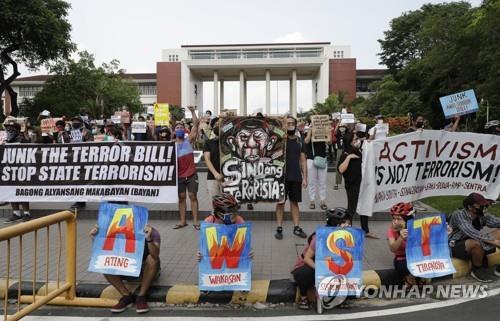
[285, 136, 305, 182]
[304, 141, 327, 160]
[203, 138, 220, 180]
[338, 149, 362, 189]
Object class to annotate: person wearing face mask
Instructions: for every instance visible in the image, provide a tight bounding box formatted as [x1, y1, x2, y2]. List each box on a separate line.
[156, 126, 171, 141]
[333, 124, 349, 190]
[173, 106, 200, 230]
[203, 117, 222, 202]
[274, 116, 308, 240]
[69, 116, 93, 143]
[406, 115, 425, 133]
[448, 193, 500, 283]
[133, 116, 153, 141]
[55, 120, 71, 143]
[338, 133, 379, 239]
[3, 121, 32, 223]
[368, 115, 388, 141]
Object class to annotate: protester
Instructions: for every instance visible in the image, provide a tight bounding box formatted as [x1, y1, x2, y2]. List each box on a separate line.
[303, 123, 328, 210]
[37, 110, 55, 144]
[444, 116, 461, 132]
[203, 117, 222, 201]
[133, 116, 152, 141]
[89, 224, 160, 313]
[275, 116, 308, 240]
[333, 123, 349, 190]
[386, 202, 425, 286]
[55, 120, 71, 144]
[156, 126, 171, 141]
[406, 114, 425, 133]
[338, 132, 378, 239]
[448, 193, 500, 283]
[173, 106, 200, 230]
[367, 115, 387, 141]
[70, 116, 93, 143]
[291, 207, 351, 310]
[3, 121, 31, 223]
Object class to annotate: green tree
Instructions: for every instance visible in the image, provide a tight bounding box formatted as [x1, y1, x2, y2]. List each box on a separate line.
[29, 51, 141, 119]
[312, 92, 348, 115]
[0, 0, 75, 117]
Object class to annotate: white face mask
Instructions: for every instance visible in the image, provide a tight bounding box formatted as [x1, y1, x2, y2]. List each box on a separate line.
[377, 119, 384, 124]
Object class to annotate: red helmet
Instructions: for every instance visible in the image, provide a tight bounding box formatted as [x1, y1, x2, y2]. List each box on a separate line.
[212, 193, 239, 214]
[390, 202, 414, 221]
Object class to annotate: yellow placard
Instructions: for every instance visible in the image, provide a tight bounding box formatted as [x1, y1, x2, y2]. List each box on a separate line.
[154, 103, 170, 126]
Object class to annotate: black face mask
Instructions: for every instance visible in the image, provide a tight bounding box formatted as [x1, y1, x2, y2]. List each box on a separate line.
[72, 122, 82, 129]
[416, 121, 424, 129]
[474, 206, 484, 216]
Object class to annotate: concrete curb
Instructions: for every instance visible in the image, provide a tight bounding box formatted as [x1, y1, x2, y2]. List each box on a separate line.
[1, 249, 498, 307]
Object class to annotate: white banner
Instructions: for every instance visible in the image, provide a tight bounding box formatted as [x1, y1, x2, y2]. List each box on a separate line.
[0, 142, 179, 203]
[357, 130, 500, 216]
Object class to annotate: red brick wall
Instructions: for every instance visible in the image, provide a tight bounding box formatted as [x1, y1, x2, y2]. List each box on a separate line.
[156, 62, 181, 106]
[329, 58, 356, 102]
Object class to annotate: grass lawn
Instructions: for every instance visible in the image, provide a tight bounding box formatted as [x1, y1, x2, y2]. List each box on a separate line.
[421, 196, 500, 217]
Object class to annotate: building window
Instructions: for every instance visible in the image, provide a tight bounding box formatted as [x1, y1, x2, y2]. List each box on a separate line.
[333, 50, 345, 59]
[19, 86, 43, 97]
[168, 54, 179, 62]
[138, 83, 157, 95]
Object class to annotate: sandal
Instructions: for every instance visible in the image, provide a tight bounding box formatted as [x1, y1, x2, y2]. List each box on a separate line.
[173, 223, 188, 229]
[193, 224, 201, 230]
[309, 202, 315, 209]
[320, 203, 328, 210]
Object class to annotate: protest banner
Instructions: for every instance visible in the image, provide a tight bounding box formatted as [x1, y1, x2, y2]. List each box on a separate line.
[311, 114, 331, 142]
[41, 118, 62, 133]
[340, 113, 355, 124]
[406, 214, 456, 278]
[0, 142, 178, 203]
[88, 202, 148, 277]
[220, 116, 286, 203]
[154, 103, 170, 126]
[131, 121, 147, 134]
[315, 227, 364, 297]
[357, 130, 500, 216]
[439, 89, 479, 119]
[199, 222, 252, 291]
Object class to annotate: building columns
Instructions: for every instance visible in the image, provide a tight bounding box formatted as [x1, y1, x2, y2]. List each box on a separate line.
[265, 69, 271, 116]
[213, 71, 219, 114]
[290, 69, 297, 117]
[220, 79, 224, 110]
[239, 70, 246, 116]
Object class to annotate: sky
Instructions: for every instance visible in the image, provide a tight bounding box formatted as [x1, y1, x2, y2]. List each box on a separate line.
[18, 0, 482, 114]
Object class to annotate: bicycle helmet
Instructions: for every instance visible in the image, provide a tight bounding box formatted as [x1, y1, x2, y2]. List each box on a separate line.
[212, 193, 239, 224]
[326, 207, 349, 227]
[390, 202, 415, 221]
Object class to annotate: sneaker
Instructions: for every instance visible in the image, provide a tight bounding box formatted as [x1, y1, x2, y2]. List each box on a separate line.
[298, 297, 309, 310]
[247, 203, 254, 210]
[470, 268, 493, 283]
[274, 226, 283, 240]
[110, 294, 135, 313]
[135, 296, 149, 314]
[293, 226, 307, 239]
[22, 214, 32, 222]
[4, 214, 22, 224]
[494, 265, 500, 277]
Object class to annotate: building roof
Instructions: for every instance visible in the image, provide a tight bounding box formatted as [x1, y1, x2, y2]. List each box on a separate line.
[356, 69, 387, 76]
[15, 73, 156, 82]
[181, 42, 331, 48]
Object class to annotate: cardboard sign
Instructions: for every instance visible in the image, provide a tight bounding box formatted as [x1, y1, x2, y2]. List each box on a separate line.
[315, 227, 364, 297]
[220, 116, 286, 203]
[331, 112, 341, 120]
[311, 115, 331, 142]
[154, 103, 170, 126]
[374, 123, 389, 134]
[406, 214, 456, 278]
[439, 89, 479, 119]
[199, 222, 252, 291]
[340, 113, 355, 124]
[131, 121, 147, 134]
[41, 118, 62, 134]
[88, 203, 148, 277]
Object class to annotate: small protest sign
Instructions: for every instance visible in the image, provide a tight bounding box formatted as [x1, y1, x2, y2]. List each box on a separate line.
[88, 203, 148, 277]
[199, 222, 252, 291]
[311, 115, 331, 142]
[131, 121, 147, 134]
[439, 89, 479, 119]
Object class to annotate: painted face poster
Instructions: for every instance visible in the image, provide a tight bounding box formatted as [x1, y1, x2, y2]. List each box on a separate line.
[315, 227, 364, 297]
[439, 89, 479, 119]
[220, 116, 286, 203]
[88, 202, 148, 277]
[199, 222, 252, 291]
[357, 130, 500, 216]
[154, 103, 170, 126]
[406, 214, 456, 278]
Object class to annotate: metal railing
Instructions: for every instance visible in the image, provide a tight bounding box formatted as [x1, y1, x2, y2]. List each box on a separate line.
[0, 210, 77, 321]
[188, 47, 324, 60]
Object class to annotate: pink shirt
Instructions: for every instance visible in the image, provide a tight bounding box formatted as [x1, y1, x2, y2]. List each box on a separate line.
[386, 225, 406, 260]
[293, 235, 316, 271]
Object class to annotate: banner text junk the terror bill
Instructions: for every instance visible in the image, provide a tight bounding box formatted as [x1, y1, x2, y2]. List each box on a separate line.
[0, 142, 178, 203]
[358, 130, 500, 216]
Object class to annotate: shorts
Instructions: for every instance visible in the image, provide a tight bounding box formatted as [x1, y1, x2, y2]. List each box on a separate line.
[393, 257, 410, 278]
[178, 174, 199, 194]
[284, 181, 302, 203]
[450, 238, 496, 261]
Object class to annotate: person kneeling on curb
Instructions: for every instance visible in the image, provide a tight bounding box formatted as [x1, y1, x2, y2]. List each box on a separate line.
[291, 207, 351, 310]
[89, 224, 161, 314]
[448, 193, 500, 283]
